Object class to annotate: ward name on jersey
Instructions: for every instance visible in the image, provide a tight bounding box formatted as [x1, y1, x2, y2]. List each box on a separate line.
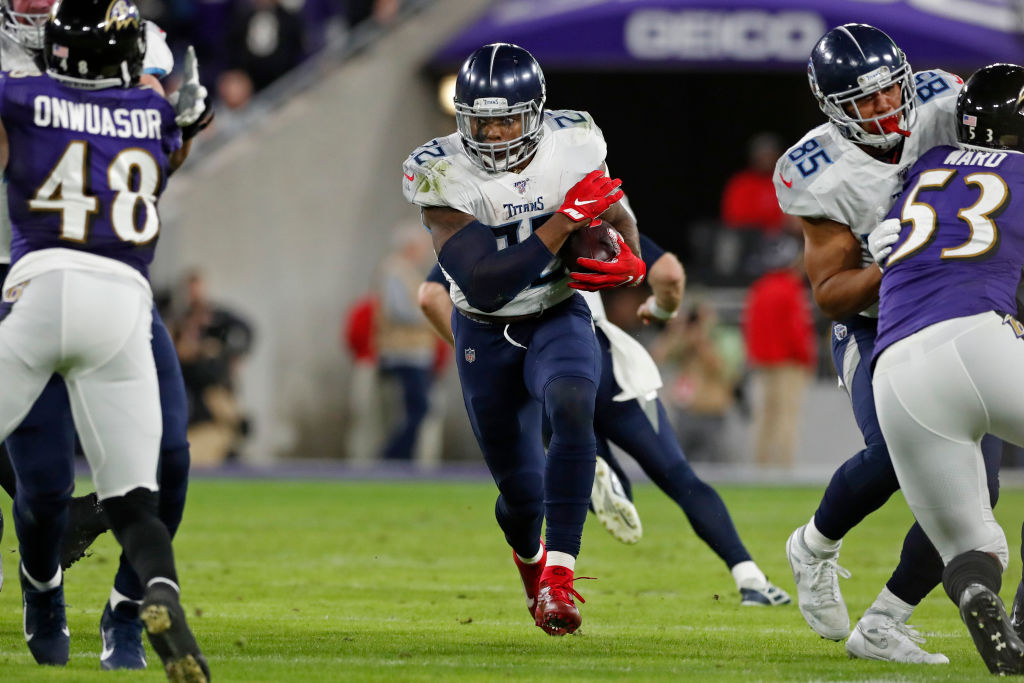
[1, 73, 180, 279]
[874, 145, 1024, 361]
[403, 109, 607, 317]
[775, 70, 962, 316]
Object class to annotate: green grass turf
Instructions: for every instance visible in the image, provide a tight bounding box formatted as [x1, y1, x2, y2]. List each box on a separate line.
[0, 479, 1022, 681]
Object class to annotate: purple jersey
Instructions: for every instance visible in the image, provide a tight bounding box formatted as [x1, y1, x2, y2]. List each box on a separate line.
[0, 73, 181, 279]
[875, 145, 1024, 360]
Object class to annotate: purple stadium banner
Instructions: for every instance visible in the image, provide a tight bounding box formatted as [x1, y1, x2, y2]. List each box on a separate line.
[433, 0, 1024, 71]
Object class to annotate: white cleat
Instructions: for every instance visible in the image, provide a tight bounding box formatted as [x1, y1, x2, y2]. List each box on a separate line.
[591, 456, 641, 544]
[846, 610, 949, 664]
[786, 525, 851, 640]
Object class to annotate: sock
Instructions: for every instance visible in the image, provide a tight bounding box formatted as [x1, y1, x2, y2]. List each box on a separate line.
[22, 564, 61, 591]
[731, 560, 768, 591]
[516, 545, 544, 565]
[804, 518, 841, 557]
[109, 586, 142, 611]
[865, 586, 914, 623]
[147, 577, 181, 594]
[546, 551, 575, 572]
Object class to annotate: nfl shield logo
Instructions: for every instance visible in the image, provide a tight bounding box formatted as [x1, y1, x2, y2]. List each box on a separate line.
[833, 324, 848, 342]
[513, 179, 528, 196]
[464, 348, 476, 363]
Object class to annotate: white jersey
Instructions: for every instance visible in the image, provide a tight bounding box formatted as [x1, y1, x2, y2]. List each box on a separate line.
[402, 109, 607, 317]
[774, 69, 962, 316]
[0, 22, 173, 266]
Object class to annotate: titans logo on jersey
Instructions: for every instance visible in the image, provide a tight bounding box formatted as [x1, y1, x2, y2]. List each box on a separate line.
[775, 70, 963, 316]
[0, 73, 180, 278]
[874, 145, 1024, 359]
[403, 109, 607, 317]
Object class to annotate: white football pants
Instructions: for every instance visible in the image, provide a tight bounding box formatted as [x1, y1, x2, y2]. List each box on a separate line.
[874, 311, 1024, 569]
[0, 268, 160, 499]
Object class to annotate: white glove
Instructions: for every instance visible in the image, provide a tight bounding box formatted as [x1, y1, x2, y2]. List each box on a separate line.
[868, 218, 902, 271]
[168, 46, 208, 128]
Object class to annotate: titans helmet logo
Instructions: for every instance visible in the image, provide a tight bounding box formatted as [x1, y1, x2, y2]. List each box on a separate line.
[105, 0, 141, 31]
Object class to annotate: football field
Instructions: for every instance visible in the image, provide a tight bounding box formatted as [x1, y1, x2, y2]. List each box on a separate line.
[1, 477, 1022, 681]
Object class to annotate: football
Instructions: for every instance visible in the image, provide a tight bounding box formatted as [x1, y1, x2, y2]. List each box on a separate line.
[560, 220, 620, 272]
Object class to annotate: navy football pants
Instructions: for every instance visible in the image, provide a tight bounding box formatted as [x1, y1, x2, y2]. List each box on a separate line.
[452, 295, 600, 560]
[592, 329, 752, 569]
[818, 315, 1000, 606]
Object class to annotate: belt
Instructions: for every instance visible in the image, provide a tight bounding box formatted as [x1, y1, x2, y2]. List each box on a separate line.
[456, 308, 545, 325]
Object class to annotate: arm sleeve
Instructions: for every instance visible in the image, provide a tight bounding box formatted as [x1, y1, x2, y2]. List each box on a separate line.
[638, 233, 665, 271]
[426, 262, 450, 289]
[438, 222, 555, 313]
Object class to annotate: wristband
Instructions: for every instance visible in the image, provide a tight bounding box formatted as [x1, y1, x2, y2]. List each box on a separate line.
[646, 296, 677, 321]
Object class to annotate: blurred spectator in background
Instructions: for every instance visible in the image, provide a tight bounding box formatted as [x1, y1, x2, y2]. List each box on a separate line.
[342, 293, 382, 464]
[721, 133, 789, 236]
[742, 237, 817, 468]
[716, 133, 799, 283]
[223, 0, 307, 96]
[654, 302, 744, 462]
[170, 270, 254, 466]
[374, 225, 443, 462]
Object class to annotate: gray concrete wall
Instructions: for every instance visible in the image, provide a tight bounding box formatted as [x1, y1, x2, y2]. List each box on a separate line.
[154, 0, 489, 461]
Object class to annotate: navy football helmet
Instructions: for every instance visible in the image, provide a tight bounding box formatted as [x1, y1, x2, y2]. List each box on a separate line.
[44, 0, 145, 89]
[454, 43, 546, 172]
[808, 24, 917, 149]
[0, 0, 55, 51]
[956, 63, 1024, 152]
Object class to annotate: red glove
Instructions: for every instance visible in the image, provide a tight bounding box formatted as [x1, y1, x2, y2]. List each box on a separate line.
[558, 169, 624, 223]
[569, 233, 646, 290]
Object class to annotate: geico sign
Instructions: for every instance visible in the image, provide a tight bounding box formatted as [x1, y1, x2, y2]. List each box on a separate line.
[625, 10, 825, 61]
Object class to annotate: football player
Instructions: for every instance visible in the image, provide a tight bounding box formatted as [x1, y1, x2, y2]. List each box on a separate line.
[402, 43, 645, 635]
[419, 232, 794, 607]
[0, 0, 211, 674]
[867, 63, 1024, 674]
[776, 23, 1002, 663]
[0, 0, 208, 678]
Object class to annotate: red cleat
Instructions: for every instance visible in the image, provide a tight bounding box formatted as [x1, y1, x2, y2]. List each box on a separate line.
[534, 565, 586, 636]
[513, 541, 546, 616]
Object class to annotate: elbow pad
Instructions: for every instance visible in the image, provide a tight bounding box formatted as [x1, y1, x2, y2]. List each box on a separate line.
[438, 221, 554, 313]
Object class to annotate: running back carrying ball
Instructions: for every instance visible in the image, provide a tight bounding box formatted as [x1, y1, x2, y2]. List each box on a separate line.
[561, 220, 620, 273]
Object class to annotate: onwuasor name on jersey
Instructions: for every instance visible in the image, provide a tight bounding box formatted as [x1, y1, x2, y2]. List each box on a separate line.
[31, 95, 164, 140]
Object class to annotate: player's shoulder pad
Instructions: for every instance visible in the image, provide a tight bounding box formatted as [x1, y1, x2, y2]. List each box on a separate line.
[402, 133, 466, 207]
[913, 69, 963, 109]
[774, 126, 841, 215]
[543, 109, 607, 164]
[143, 21, 174, 77]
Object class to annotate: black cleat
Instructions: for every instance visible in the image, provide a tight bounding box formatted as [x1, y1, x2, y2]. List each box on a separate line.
[1011, 579, 1024, 641]
[141, 583, 210, 683]
[60, 492, 109, 570]
[959, 583, 1024, 675]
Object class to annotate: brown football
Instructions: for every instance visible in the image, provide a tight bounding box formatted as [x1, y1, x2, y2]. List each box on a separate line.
[560, 220, 620, 273]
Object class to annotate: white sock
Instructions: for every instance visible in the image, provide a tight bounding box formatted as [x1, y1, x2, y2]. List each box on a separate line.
[866, 586, 915, 623]
[803, 518, 842, 557]
[109, 586, 142, 611]
[731, 561, 768, 591]
[546, 551, 576, 572]
[516, 545, 544, 565]
[146, 577, 181, 595]
[21, 564, 61, 592]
